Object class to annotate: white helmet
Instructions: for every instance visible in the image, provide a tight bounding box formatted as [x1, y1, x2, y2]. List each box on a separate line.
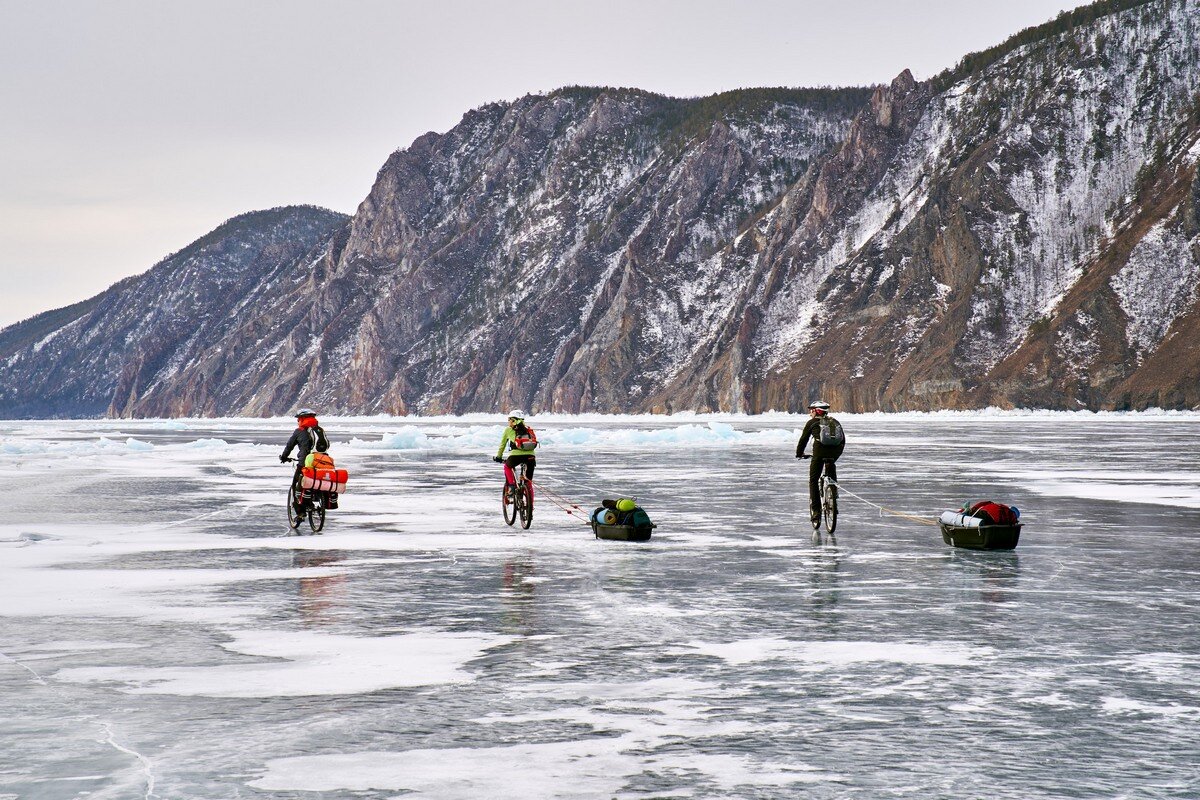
[808, 400, 830, 414]
[295, 407, 317, 418]
[507, 409, 526, 421]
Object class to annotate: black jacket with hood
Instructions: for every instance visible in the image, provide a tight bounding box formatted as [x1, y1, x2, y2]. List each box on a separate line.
[795, 416, 844, 461]
[282, 424, 329, 464]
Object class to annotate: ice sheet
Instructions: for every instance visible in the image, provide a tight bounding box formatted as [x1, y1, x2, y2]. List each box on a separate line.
[3, 414, 1198, 800]
[57, 630, 511, 697]
[682, 637, 988, 667]
[250, 739, 833, 798]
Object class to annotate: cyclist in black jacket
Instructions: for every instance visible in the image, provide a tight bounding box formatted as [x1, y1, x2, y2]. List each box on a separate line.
[280, 408, 330, 508]
[795, 401, 844, 525]
[280, 408, 329, 466]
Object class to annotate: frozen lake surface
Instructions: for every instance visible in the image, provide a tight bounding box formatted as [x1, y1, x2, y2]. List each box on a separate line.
[2, 413, 1199, 799]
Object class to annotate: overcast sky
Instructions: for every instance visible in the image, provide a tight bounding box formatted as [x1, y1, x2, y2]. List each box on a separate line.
[0, 0, 1082, 328]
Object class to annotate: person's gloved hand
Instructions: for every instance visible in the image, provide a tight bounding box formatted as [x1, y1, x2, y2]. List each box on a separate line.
[492, 456, 503, 463]
[279, 455, 289, 463]
[797, 453, 810, 459]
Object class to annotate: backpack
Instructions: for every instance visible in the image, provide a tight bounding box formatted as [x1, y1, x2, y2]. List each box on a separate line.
[818, 416, 845, 448]
[513, 427, 538, 452]
[965, 500, 1018, 525]
[306, 452, 336, 470]
[628, 508, 653, 529]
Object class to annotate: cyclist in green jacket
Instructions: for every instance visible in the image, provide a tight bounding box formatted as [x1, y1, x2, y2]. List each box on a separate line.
[493, 409, 538, 499]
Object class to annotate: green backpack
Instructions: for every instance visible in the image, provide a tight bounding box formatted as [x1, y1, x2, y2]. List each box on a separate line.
[629, 508, 653, 529]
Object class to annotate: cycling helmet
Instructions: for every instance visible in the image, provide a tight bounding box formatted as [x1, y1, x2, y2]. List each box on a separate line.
[808, 400, 830, 415]
[295, 407, 317, 418]
[507, 409, 525, 421]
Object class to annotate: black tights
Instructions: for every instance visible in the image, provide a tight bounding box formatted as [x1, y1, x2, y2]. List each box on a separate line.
[504, 454, 536, 483]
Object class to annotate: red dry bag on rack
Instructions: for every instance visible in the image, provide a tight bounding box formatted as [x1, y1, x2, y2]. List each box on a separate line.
[301, 467, 349, 493]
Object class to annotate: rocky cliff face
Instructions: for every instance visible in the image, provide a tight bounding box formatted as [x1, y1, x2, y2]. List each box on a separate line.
[716, 0, 1200, 412]
[3, 0, 1199, 417]
[83, 88, 868, 418]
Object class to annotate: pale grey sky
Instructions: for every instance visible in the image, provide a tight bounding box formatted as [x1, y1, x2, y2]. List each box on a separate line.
[0, 0, 1080, 328]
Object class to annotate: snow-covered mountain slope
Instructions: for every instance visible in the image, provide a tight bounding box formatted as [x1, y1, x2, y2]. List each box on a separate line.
[651, 0, 1200, 412]
[3, 0, 1199, 417]
[76, 88, 867, 417]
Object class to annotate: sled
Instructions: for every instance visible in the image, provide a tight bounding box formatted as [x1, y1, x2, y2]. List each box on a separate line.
[939, 518, 1022, 550]
[592, 521, 654, 542]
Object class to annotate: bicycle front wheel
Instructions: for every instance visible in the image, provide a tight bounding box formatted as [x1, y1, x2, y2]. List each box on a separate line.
[519, 483, 533, 529]
[502, 484, 517, 526]
[810, 477, 823, 530]
[287, 485, 303, 529]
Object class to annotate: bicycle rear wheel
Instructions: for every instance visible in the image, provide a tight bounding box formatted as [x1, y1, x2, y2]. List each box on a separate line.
[287, 485, 303, 529]
[519, 482, 533, 529]
[823, 480, 837, 533]
[502, 484, 517, 526]
[309, 495, 326, 533]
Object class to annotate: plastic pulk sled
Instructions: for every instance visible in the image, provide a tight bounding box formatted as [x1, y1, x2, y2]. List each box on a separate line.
[590, 498, 656, 542]
[938, 500, 1022, 550]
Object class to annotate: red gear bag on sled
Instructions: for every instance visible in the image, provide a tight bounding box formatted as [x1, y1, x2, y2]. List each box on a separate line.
[301, 467, 348, 493]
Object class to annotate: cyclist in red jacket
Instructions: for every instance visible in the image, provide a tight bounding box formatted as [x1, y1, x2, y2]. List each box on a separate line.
[281, 408, 330, 510]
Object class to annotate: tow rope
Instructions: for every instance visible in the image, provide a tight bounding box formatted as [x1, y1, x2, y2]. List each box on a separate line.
[531, 480, 593, 526]
[829, 480, 939, 527]
[539, 474, 619, 497]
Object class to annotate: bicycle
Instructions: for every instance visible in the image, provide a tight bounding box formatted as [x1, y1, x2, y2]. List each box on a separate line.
[800, 455, 838, 533]
[284, 459, 326, 533]
[500, 461, 533, 529]
[818, 460, 838, 533]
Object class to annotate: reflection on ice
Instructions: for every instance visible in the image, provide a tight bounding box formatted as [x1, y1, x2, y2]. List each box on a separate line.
[292, 550, 349, 625]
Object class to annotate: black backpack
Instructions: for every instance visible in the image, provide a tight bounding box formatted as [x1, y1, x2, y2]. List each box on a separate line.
[306, 425, 329, 455]
[818, 416, 845, 447]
